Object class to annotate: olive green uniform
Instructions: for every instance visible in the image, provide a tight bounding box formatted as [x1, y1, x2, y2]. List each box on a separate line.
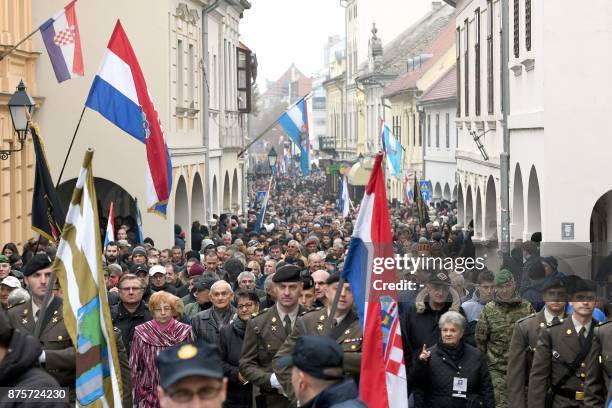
[585, 321, 611, 407]
[272, 307, 362, 402]
[475, 298, 534, 408]
[528, 317, 605, 407]
[239, 304, 304, 408]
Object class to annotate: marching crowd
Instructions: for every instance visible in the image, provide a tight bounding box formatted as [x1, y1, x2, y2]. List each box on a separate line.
[0, 172, 611, 408]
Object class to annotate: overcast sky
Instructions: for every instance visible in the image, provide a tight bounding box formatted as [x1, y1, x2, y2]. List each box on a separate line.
[241, 0, 345, 89]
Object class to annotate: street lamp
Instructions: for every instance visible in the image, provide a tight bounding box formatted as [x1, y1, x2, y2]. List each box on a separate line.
[268, 147, 278, 171]
[2, 80, 35, 160]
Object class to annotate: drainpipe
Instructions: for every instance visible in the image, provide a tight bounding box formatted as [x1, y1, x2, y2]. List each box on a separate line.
[203, 0, 222, 223]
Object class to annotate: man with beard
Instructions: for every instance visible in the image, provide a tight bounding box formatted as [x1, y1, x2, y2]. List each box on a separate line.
[171, 245, 184, 268]
[104, 241, 126, 269]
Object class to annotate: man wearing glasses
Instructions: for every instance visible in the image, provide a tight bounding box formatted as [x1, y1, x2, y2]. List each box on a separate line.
[157, 342, 227, 408]
[110, 273, 152, 354]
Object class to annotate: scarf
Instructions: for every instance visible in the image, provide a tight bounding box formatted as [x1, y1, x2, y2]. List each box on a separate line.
[211, 307, 232, 328]
[231, 313, 247, 338]
[437, 338, 465, 361]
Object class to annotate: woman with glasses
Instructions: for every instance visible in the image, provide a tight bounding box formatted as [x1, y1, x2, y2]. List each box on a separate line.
[218, 290, 260, 408]
[130, 291, 194, 408]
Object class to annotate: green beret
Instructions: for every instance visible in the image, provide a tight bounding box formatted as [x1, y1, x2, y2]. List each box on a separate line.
[0, 255, 9, 264]
[495, 269, 514, 285]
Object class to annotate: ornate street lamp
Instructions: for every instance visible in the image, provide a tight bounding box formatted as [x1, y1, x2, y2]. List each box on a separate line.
[2, 80, 35, 160]
[268, 147, 278, 171]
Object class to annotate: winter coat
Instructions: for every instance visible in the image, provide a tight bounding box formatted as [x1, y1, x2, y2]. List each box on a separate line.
[300, 379, 366, 408]
[408, 341, 495, 408]
[218, 318, 252, 408]
[0, 328, 66, 408]
[191, 306, 235, 345]
[149, 283, 178, 296]
[110, 301, 152, 354]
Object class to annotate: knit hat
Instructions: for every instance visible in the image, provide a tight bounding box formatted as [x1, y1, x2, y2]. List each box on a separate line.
[494, 269, 514, 285]
[188, 263, 205, 277]
[132, 246, 147, 258]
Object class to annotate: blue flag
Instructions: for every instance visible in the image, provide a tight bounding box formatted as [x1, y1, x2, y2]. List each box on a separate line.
[380, 121, 403, 176]
[278, 98, 309, 175]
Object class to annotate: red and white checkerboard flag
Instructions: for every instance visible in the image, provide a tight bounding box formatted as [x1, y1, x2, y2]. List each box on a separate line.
[39, 1, 84, 83]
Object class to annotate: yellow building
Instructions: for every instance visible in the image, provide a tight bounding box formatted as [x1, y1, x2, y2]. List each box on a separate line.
[0, 0, 38, 249]
[383, 21, 455, 201]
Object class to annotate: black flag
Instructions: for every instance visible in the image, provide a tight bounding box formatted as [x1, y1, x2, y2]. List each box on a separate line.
[30, 124, 65, 242]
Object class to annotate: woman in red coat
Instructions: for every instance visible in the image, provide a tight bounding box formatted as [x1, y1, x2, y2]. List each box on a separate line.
[130, 291, 193, 408]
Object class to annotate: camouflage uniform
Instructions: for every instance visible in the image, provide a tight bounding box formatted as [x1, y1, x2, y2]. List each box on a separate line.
[475, 298, 534, 408]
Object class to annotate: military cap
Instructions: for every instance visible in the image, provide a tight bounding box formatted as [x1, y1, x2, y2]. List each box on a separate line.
[563, 275, 597, 296]
[326, 273, 346, 285]
[21, 253, 52, 277]
[272, 264, 302, 283]
[0, 255, 9, 264]
[494, 269, 514, 285]
[540, 276, 565, 293]
[302, 274, 314, 290]
[157, 342, 224, 390]
[276, 335, 344, 380]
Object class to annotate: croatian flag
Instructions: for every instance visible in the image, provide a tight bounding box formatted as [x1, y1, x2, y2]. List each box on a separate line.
[380, 120, 403, 176]
[39, 1, 84, 83]
[342, 153, 408, 408]
[338, 175, 350, 218]
[103, 202, 115, 247]
[278, 97, 309, 175]
[85, 21, 172, 216]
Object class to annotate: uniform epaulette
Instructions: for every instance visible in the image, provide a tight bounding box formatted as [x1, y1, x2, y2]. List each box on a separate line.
[597, 320, 611, 327]
[252, 308, 269, 318]
[7, 299, 26, 310]
[516, 313, 536, 324]
[300, 306, 323, 316]
[547, 318, 564, 329]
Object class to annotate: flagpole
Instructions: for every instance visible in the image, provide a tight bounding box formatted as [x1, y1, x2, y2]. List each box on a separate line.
[56, 106, 86, 188]
[0, 29, 39, 61]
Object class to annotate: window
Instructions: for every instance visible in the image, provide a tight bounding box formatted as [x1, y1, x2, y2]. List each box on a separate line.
[526, 0, 532, 51]
[177, 39, 183, 106]
[475, 9, 481, 116]
[212, 54, 217, 108]
[237, 46, 252, 113]
[354, 4, 357, 18]
[427, 114, 431, 147]
[487, 1, 494, 114]
[224, 40, 228, 109]
[514, 0, 519, 58]
[188, 44, 194, 103]
[445, 113, 450, 148]
[435, 113, 440, 148]
[456, 27, 461, 117]
[464, 20, 469, 117]
[412, 113, 416, 146]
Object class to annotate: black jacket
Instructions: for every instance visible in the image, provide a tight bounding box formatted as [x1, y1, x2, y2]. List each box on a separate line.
[191, 306, 235, 345]
[182, 292, 196, 306]
[110, 301, 152, 353]
[408, 342, 495, 408]
[150, 283, 178, 296]
[218, 320, 252, 408]
[300, 379, 366, 408]
[0, 328, 67, 407]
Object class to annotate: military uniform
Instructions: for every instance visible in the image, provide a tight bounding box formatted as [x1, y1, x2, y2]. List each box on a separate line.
[7, 296, 75, 399]
[239, 304, 305, 408]
[272, 307, 362, 402]
[507, 309, 567, 408]
[528, 317, 605, 407]
[475, 298, 534, 408]
[585, 320, 611, 407]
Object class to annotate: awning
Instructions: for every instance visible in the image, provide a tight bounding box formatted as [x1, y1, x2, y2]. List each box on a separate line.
[347, 158, 374, 186]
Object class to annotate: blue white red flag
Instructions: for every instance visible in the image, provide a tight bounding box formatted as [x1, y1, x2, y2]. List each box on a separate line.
[342, 153, 408, 408]
[104, 202, 115, 247]
[338, 175, 350, 218]
[278, 97, 309, 175]
[39, 1, 84, 83]
[85, 20, 172, 217]
[135, 199, 144, 244]
[380, 119, 403, 176]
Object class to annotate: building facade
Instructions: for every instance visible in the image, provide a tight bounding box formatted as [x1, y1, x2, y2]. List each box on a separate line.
[33, 0, 251, 249]
[0, 0, 37, 248]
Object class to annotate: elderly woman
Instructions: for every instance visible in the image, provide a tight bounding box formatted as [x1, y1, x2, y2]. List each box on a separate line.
[130, 291, 193, 408]
[408, 311, 495, 408]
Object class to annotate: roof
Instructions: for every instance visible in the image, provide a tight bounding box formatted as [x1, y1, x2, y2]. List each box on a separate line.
[383, 19, 456, 97]
[419, 64, 457, 103]
[357, 4, 454, 79]
[262, 64, 312, 100]
[238, 42, 251, 51]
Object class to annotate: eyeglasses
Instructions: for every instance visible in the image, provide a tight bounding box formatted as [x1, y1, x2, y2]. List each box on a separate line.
[167, 385, 223, 402]
[154, 307, 172, 313]
[120, 287, 144, 292]
[237, 302, 256, 310]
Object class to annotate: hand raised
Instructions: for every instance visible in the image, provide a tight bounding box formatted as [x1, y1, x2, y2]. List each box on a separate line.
[418, 344, 431, 361]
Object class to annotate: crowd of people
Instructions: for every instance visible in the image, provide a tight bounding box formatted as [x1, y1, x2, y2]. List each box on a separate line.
[0, 171, 611, 408]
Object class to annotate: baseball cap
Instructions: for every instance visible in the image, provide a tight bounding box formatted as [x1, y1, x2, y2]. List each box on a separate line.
[1, 276, 21, 289]
[276, 336, 344, 380]
[157, 342, 224, 390]
[149, 265, 166, 276]
[428, 271, 451, 286]
[131, 265, 149, 276]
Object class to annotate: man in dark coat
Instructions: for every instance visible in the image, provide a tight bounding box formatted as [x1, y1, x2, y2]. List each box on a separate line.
[218, 290, 260, 408]
[276, 335, 365, 408]
[110, 274, 152, 354]
[148, 265, 178, 295]
[192, 280, 235, 345]
[0, 311, 66, 407]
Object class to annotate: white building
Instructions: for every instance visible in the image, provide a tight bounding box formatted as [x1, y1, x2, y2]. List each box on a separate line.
[420, 65, 458, 204]
[33, 0, 251, 248]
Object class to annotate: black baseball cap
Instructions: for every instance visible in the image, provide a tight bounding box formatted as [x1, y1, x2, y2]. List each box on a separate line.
[157, 342, 224, 389]
[276, 336, 344, 380]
